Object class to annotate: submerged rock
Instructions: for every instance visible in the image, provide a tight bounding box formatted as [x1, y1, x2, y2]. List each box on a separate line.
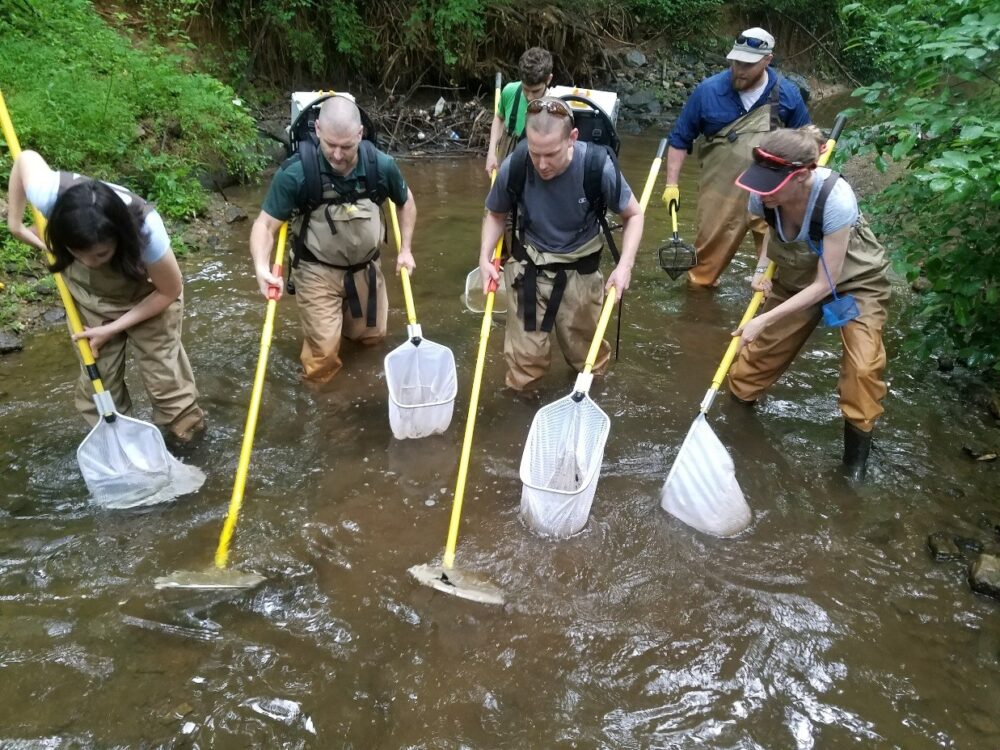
[969, 554, 1000, 601]
[0, 331, 23, 354]
[954, 536, 985, 556]
[224, 203, 249, 224]
[927, 532, 963, 561]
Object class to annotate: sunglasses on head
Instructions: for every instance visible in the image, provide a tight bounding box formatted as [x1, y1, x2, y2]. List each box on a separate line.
[736, 35, 771, 50]
[526, 98, 574, 118]
[752, 147, 815, 171]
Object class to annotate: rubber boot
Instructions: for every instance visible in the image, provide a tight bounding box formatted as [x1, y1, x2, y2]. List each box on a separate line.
[842, 422, 873, 482]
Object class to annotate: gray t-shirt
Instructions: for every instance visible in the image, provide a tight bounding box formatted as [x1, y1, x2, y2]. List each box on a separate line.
[486, 141, 633, 254]
[749, 167, 859, 246]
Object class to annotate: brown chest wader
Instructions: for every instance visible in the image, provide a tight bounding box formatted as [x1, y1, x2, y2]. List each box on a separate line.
[692, 81, 782, 286]
[510, 233, 604, 333]
[507, 141, 621, 334]
[290, 195, 385, 328]
[729, 174, 891, 434]
[61, 245, 202, 437]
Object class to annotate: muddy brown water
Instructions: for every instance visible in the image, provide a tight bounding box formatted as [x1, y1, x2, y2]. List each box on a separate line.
[1, 127, 999, 748]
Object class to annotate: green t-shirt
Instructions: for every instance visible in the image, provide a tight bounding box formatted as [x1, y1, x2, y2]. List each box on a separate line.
[262, 146, 408, 221]
[498, 81, 530, 138]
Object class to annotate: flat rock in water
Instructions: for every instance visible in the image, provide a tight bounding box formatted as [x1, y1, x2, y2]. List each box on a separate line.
[0, 332, 24, 354]
[969, 554, 1000, 600]
[927, 532, 963, 561]
[42, 308, 66, 325]
[224, 204, 248, 224]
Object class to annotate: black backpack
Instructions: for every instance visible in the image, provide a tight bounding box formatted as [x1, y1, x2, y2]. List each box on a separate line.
[505, 94, 623, 263]
[286, 93, 387, 212]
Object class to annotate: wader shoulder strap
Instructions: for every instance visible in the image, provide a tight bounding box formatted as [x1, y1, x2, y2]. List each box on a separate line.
[767, 73, 783, 130]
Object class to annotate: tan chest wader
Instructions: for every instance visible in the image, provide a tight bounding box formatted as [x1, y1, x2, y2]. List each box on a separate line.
[56, 174, 202, 439]
[728, 173, 891, 432]
[692, 80, 783, 287]
[288, 145, 389, 382]
[502, 142, 620, 390]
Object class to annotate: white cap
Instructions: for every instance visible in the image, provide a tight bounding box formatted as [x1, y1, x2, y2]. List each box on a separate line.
[727, 27, 775, 63]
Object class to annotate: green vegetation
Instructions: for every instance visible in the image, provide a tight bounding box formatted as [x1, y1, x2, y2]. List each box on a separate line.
[839, 0, 1000, 370]
[1, 0, 265, 331]
[0, 0, 263, 219]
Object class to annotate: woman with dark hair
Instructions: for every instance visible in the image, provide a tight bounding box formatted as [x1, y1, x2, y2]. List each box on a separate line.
[728, 125, 890, 481]
[6, 150, 204, 442]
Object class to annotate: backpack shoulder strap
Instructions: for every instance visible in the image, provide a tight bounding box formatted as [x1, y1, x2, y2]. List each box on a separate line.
[297, 136, 323, 212]
[359, 140, 387, 204]
[583, 143, 621, 214]
[584, 143, 622, 263]
[506, 139, 531, 204]
[506, 140, 532, 243]
[809, 171, 842, 243]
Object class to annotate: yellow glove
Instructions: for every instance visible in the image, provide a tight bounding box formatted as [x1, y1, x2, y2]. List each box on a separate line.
[661, 184, 680, 212]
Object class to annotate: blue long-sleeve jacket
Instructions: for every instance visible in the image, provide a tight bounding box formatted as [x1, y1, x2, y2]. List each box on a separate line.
[668, 68, 810, 152]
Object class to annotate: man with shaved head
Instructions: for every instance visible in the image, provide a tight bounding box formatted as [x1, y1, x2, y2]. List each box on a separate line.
[250, 94, 417, 383]
[480, 96, 644, 390]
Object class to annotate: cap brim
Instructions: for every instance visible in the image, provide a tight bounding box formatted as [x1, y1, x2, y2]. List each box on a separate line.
[727, 49, 768, 63]
[735, 163, 801, 196]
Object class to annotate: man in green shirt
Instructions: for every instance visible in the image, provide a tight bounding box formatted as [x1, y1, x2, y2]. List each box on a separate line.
[250, 95, 417, 383]
[485, 47, 553, 176]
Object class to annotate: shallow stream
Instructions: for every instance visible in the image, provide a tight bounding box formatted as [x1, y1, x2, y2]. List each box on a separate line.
[1, 125, 998, 747]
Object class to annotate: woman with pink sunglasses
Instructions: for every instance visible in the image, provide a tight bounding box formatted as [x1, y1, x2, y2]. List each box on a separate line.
[728, 125, 891, 481]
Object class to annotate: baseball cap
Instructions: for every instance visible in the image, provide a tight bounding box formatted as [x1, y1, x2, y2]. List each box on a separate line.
[727, 27, 775, 63]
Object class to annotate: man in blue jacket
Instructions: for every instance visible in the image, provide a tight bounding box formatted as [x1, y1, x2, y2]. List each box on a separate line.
[660, 27, 810, 286]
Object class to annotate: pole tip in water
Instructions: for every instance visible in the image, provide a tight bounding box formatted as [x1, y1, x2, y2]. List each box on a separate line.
[408, 563, 505, 606]
[153, 567, 266, 591]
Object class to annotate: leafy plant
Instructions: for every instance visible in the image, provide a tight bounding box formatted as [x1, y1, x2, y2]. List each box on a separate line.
[840, 0, 1000, 369]
[0, 0, 263, 214]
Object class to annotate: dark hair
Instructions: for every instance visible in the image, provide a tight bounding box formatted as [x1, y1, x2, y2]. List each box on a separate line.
[519, 47, 553, 86]
[45, 180, 148, 281]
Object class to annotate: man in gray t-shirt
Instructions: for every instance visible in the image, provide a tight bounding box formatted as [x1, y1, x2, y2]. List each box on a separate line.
[479, 97, 644, 391]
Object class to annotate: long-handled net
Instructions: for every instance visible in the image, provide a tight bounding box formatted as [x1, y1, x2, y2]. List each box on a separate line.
[519, 291, 617, 538]
[384, 204, 458, 439]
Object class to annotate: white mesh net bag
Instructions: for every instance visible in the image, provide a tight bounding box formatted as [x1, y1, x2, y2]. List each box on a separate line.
[519, 390, 610, 538]
[78, 413, 205, 509]
[462, 268, 507, 315]
[660, 413, 751, 537]
[384, 335, 458, 440]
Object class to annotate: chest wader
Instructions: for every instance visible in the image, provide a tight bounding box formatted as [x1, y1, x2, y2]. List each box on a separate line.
[290, 192, 385, 327]
[693, 82, 782, 286]
[728, 176, 891, 478]
[61, 251, 202, 439]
